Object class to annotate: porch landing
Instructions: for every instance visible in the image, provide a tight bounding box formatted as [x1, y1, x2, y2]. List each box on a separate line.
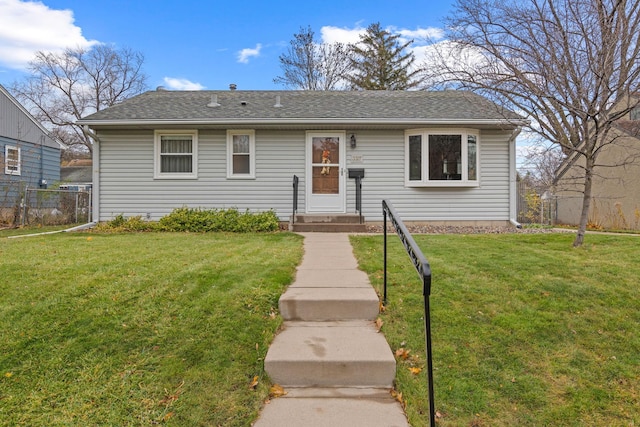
[290, 214, 367, 233]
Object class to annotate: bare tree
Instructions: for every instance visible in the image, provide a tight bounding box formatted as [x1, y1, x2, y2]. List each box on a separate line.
[274, 26, 350, 90]
[519, 142, 565, 191]
[429, 0, 640, 246]
[11, 45, 147, 153]
[345, 22, 423, 90]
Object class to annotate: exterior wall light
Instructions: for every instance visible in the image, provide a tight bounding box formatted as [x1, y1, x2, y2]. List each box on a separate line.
[350, 134, 357, 148]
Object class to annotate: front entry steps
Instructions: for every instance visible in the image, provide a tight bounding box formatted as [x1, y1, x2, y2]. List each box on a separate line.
[290, 214, 367, 233]
[256, 233, 408, 426]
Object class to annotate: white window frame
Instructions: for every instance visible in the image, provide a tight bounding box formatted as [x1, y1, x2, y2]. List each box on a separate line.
[154, 130, 198, 179]
[405, 128, 480, 187]
[226, 130, 255, 179]
[4, 145, 21, 176]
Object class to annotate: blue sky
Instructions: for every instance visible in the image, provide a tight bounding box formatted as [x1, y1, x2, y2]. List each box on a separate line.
[0, 0, 453, 90]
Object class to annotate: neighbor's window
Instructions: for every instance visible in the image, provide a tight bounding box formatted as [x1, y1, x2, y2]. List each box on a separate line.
[4, 145, 21, 176]
[154, 130, 197, 179]
[227, 130, 255, 179]
[405, 129, 479, 186]
[631, 107, 640, 121]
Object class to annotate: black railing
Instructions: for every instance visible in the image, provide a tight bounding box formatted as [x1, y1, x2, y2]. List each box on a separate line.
[355, 175, 363, 224]
[382, 199, 435, 427]
[292, 175, 299, 225]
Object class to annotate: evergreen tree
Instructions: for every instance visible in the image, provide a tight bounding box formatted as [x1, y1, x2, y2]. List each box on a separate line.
[345, 22, 422, 90]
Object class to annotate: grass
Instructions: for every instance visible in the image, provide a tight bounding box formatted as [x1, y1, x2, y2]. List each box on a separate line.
[0, 231, 303, 426]
[350, 233, 640, 427]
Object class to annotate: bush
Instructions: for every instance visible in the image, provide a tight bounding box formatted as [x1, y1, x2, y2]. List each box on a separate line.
[94, 214, 158, 232]
[96, 209, 279, 233]
[158, 207, 279, 232]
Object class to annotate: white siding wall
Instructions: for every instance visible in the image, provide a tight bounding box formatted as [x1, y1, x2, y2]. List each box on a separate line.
[97, 128, 513, 222]
[345, 129, 512, 221]
[98, 129, 306, 221]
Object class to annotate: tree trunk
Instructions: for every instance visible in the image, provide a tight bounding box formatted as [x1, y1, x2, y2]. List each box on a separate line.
[573, 158, 595, 247]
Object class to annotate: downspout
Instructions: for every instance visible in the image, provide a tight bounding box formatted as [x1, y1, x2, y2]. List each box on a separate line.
[86, 125, 100, 222]
[39, 135, 46, 188]
[509, 127, 523, 229]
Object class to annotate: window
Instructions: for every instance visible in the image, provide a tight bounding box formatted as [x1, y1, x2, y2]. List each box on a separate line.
[154, 130, 197, 179]
[227, 130, 255, 179]
[631, 107, 640, 121]
[4, 145, 21, 176]
[405, 129, 479, 186]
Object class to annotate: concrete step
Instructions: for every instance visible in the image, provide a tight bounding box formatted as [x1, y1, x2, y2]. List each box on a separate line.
[291, 223, 368, 233]
[294, 214, 364, 224]
[264, 321, 396, 388]
[279, 287, 380, 321]
[253, 388, 409, 427]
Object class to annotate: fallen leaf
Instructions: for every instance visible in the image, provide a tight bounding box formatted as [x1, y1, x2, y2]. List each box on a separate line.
[249, 375, 259, 390]
[379, 301, 386, 312]
[395, 348, 411, 360]
[269, 384, 287, 397]
[409, 367, 422, 375]
[162, 412, 175, 421]
[436, 410, 443, 419]
[375, 317, 384, 332]
[4, 372, 12, 378]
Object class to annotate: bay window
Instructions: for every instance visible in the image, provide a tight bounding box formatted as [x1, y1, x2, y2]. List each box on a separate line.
[405, 129, 479, 186]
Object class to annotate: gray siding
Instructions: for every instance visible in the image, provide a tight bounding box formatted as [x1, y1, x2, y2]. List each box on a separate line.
[346, 129, 512, 221]
[97, 128, 514, 223]
[97, 129, 306, 220]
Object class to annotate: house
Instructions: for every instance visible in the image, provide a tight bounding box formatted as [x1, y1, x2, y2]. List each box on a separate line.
[554, 102, 640, 230]
[0, 84, 63, 221]
[77, 89, 526, 226]
[60, 159, 93, 191]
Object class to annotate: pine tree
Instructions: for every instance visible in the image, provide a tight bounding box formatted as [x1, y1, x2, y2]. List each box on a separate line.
[346, 22, 422, 90]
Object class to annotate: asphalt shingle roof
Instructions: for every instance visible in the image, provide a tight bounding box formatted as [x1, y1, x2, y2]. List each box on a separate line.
[79, 89, 524, 126]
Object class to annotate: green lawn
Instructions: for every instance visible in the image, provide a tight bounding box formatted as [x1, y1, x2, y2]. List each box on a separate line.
[3, 230, 639, 426]
[350, 233, 640, 426]
[0, 231, 303, 426]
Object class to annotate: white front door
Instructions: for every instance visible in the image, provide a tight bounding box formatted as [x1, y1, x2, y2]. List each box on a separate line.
[306, 132, 346, 212]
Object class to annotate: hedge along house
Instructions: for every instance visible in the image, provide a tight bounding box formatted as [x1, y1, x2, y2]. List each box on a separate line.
[77, 89, 526, 227]
[0, 84, 63, 220]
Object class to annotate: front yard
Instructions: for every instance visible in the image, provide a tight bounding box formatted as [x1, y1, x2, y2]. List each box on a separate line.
[1, 229, 638, 426]
[0, 231, 302, 426]
[351, 232, 640, 426]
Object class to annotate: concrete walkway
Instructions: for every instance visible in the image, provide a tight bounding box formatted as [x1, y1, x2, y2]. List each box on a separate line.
[253, 233, 409, 427]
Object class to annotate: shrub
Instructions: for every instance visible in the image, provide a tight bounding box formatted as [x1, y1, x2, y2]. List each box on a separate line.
[94, 214, 158, 232]
[95, 208, 280, 233]
[158, 207, 280, 233]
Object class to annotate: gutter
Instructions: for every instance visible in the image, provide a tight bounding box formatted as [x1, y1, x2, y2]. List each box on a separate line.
[76, 118, 530, 128]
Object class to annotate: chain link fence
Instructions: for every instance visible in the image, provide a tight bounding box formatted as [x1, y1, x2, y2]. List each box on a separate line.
[516, 180, 556, 225]
[1, 187, 92, 227]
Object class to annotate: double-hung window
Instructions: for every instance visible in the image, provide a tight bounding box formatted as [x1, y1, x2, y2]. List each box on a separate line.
[4, 145, 21, 176]
[406, 129, 479, 187]
[227, 130, 255, 179]
[154, 130, 197, 179]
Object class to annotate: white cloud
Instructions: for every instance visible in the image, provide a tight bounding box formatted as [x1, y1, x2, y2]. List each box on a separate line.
[320, 26, 365, 45]
[396, 27, 444, 42]
[163, 77, 205, 91]
[0, 0, 98, 69]
[237, 44, 262, 64]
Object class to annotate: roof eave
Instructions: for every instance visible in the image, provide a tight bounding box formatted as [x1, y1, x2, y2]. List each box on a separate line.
[77, 117, 528, 129]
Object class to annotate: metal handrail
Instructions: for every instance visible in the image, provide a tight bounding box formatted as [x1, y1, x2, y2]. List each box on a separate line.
[292, 175, 299, 225]
[382, 199, 435, 427]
